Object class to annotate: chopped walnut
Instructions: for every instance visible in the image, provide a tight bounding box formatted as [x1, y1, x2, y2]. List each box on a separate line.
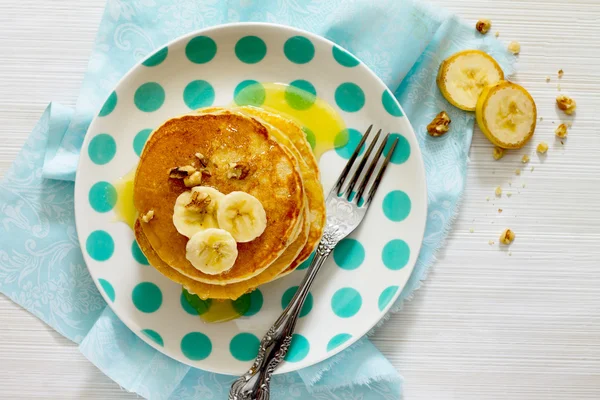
[227, 162, 250, 179]
[476, 19, 492, 34]
[555, 123, 568, 138]
[508, 41, 521, 54]
[493, 146, 504, 160]
[141, 209, 155, 223]
[184, 171, 203, 187]
[556, 95, 576, 115]
[169, 165, 196, 179]
[558, 69, 564, 78]
[500, 228, 515, 245]
[498, 208, 503, 213]
[537, 142, 549, 154]
[521, 155, 530, 163]
[194, 152, 208, 168]
[185, 191, 211, 211]
[495, 186, 502, 196]
[426, 111, 451, 137]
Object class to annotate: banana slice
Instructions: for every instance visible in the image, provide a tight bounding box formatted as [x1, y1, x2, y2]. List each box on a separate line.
[476, 80, 537, 149]
[437, 50, 504, 111]
[173, 186, 224, 238]
[185, 228, 238, 275]
[217, 192, 267, 243]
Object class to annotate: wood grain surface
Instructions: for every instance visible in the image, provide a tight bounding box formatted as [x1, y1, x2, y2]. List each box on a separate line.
[0, 0, 599, 398]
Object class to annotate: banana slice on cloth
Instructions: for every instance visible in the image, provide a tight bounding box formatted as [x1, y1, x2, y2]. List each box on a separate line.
[185, 228, 238, 275]
[173, 186, 224, 238]
[217, 191, 267, 243]
[476, 80, 537, 149]
[437, 49, 504, 111]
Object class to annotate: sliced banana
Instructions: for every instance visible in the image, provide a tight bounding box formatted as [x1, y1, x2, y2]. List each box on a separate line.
[185, 228, 238, 275]
[173, 186, 224, 238]
[476, 80, 537, 149]
[217, 192, 267, 243]
[437, 49, 504, 111]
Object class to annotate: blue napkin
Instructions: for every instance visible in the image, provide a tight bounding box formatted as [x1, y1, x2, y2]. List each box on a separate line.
[0, 0, 515, 398]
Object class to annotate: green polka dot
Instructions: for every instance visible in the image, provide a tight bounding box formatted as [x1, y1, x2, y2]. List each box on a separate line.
[133, 128, 152, 157]
[181, 332, 212, 361]
[333, 239, 365, 270]
[384, 133, 411, 164]
[297, 251, 315, 270]
[382, 89, 403, 117]
[327, 333, 351, 351]
[131, 240, 149, 265]
[332, 45, 359, 67]
[284, 80, 316, 110]
[284, 36, 314, 64]
[235, 36, 267, 64]
[98, 279, 115, 302]
[281, 286, 313, 318]
[334, 128, 364, 159]
[378, 286, 399, 311]
[302, 127, 316, 151]
[142, 329, 164, 346]
[86, 230, 114, 261]
[382, 191, 411, 222]
[230, 333, 260, 361]
[382, 239, 410, 270]
[142, 46, 168, 67]
[88, 182, 117, 213]
[335, 82, 365, 112]
[181, 289, 212, 316]
[284, 334, 309, 362]
[88, 134, 116, 165]
[234, 80, 266, 107]
[331, 287, 362, 318]
[134, 82, 165, 112]
[185, 36, 217, 64]
[233, 289, 263, 317]
[183, 80, 215, 109]
[98, 91, 117, 117]
[132, 282, 162, 313]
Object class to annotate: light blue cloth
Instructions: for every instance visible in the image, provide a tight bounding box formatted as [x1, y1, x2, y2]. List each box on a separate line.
[0, 1, 515, 398]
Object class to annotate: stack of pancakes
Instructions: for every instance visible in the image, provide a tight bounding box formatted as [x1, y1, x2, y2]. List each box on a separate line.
[133, 106, 325, 300]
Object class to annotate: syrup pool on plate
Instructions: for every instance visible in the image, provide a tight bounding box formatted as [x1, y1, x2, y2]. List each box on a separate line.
[113, 82, 347, 323]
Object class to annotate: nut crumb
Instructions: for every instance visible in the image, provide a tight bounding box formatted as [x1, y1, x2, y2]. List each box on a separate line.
[498, 208, 503, 213]
[476, 19, 492, 34]
[557, 84, 562, 91]
[556, 95, 576, 115]
[545, 76, 551, 83]
[194, 153, 208, 167]
[515, 168, 521, 176]
[185, 191, 211, 211]
[539, 116, 544, 121]
[227, 162, 250, 179]
[495, 31, 500, 37]
[141, 209, 154, 223]
[184, 171, 203, 187]
[169, 165, 196, 179]
[521, 155, 530, 163]
[558, 69, 564, 78]
[486, 196, 490, 201]
[493, 147, 504, 160]
[555, 123, 568, 138]
[488, 240, 495, 245]
[495, 186, 502, 196]
[537, 141, 549, 154]
[426, 111, 451, 137]
[507, 41, 520, 54]
[500, 228, 515, 245]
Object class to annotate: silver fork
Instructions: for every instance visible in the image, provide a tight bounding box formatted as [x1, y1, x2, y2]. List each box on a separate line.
[229, 126, 399, 400]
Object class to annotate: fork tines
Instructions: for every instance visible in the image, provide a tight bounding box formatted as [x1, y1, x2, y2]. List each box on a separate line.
[331, 124, 399, 207]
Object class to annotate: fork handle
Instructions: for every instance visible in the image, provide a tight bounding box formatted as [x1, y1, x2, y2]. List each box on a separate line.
[229, 242, 333, 400]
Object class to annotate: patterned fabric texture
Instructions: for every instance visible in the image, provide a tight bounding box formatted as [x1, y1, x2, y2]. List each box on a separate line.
[0, 0, 515, 399]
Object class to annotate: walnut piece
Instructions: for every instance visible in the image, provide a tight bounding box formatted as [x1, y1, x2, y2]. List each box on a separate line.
[555, 123, 568, 138]
[545, 76, 551, 83]
[227, 162, 250, 179]
[537, 142, 548, 154]
[426, 111, 451, 137]
[195, 152, 208, 168]
[184, 171, 203, 187]
[558, 69, 564, 78]
[169, 165, 196, 179]
[141, 209, 155, 223]
[185, 191, 211, 211]
[476, 19, 492, 34]
[556, 95, 576, 115]
[500, 228, 515, 245]
[495, 186, 502, 196]
[493, 146, 504, 160]
[521, 155, 530, 163]
[508, 41, 521, 54]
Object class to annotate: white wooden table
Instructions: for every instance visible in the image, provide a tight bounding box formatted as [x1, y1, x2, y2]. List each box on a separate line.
[1, 0, 599, 398]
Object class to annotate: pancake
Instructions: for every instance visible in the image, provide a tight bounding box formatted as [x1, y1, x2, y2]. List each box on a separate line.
[134, 113, 305, 285]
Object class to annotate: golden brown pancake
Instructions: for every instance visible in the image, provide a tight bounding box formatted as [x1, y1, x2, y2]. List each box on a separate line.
[134, 113, 305, 284]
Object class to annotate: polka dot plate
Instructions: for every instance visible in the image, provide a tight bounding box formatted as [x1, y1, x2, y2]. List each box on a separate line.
[74, 23, 427, 375]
